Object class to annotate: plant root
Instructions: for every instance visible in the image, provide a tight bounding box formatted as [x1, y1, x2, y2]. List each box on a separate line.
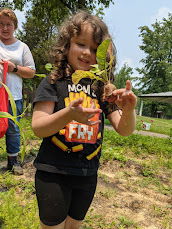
[102, 83, 116, 102]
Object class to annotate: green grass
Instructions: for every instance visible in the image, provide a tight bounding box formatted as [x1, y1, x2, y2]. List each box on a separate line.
[102, 130, 172, 161]
[0, 172, 39, 229]
[136, 115, 172, 135]
[104, 115, 172, 136]
[102, 129, 172, 196]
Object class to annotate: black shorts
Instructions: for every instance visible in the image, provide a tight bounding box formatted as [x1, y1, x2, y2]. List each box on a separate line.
[35, 170, 97, 226]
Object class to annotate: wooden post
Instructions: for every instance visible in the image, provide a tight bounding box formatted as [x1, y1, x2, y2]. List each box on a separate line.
[139, 100, 143, 116]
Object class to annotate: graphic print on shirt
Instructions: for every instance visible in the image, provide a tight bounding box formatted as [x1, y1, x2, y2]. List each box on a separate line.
[64, 83, 100, 144]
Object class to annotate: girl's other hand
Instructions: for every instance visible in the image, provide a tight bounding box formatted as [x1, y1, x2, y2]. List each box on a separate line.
[106, 80, 137, 112]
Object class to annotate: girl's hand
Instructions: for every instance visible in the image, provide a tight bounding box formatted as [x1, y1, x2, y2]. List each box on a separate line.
[106, 80, 137, 112]
[69, 98, 102, 125]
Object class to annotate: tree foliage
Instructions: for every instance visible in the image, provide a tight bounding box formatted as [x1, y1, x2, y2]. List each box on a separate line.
[2, 0, 115, 69]
[136, 14, 172, 118]
[136, 14, 172, 93]
[114, 64, 133, 89]
[2, 0, 114, 13]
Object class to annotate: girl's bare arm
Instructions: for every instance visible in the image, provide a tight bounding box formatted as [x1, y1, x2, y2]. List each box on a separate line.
[107, 108, 136, 136]
[32, 98, 102, 138]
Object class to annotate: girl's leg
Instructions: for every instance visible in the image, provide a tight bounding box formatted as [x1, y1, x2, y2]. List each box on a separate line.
[65, 174, 98, 229]
[40, 216, 81, 229]
[35, 171, 97, 229]
[35, 171, 72, 228]
[40, 220, 65, 229]
[64, 216, 82, 229]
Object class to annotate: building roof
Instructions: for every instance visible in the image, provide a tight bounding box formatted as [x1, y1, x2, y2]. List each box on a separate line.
[138, 92, 172, 104]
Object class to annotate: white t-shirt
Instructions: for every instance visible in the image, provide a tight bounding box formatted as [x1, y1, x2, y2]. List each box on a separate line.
[0, 40, 35, 100]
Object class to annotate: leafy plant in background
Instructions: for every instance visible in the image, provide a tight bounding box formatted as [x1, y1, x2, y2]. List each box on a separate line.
[0, 82, 27, 162]
[34, 63, 53, 78]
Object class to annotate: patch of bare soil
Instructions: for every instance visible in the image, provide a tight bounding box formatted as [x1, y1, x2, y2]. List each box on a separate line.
[93, 160, 172, 228]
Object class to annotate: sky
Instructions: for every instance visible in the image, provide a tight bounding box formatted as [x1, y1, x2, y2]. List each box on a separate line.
[15, 0, 172, 76]
[103, 0, 172, 75]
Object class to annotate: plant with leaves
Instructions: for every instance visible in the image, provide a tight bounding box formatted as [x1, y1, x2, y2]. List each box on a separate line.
[34, 63, 54, 78]
[0, 82, 26, 161]
[72, 39, 116, 100]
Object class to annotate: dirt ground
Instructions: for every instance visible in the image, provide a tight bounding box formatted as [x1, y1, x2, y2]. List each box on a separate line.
[4, 154, 170, 229]
[96, 161, 172, 229]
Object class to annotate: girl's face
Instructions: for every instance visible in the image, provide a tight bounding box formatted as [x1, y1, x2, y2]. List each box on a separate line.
[0, 15, 15, 42]
[67, 23, 98, 71]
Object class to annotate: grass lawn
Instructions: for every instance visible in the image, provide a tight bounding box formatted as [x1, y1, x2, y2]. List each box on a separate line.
[105, 115, 172, 136]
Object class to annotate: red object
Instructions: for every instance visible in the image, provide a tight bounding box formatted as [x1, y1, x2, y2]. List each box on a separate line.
[0, 61, 9, 138]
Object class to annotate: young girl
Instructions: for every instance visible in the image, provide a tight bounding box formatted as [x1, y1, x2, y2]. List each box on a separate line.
[32, 11, 137, 229]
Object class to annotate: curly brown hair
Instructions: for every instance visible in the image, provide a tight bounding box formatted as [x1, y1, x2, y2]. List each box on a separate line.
[49, 10, 116, 84]
[0, 8, 18, 29]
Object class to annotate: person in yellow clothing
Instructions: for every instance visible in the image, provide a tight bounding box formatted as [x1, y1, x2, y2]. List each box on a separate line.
[32, 11, 137, 229]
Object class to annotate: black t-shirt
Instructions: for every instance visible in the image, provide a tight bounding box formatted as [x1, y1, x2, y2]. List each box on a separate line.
[33, 76, 118, 176]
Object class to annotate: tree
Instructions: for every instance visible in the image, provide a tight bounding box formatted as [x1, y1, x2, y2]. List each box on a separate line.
[2, 0, 114, 13]
[114, 64, 133, 89]
[136, 14, 172, 93]
[136, 14, 172, 118]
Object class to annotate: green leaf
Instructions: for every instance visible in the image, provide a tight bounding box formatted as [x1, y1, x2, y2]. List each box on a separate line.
[0, 82, 17, 117]
[90, 64, 99, 69]
[0, 112, 21, 129]
[96, 39, 111, 71]
[72, 70, 104, 84]
[90, 64, 100, 73]
[96, 70, 106, 76]
[35, 74, 46, 78]
[0, 111, 16, 120]
[45, 63, 53, 71]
